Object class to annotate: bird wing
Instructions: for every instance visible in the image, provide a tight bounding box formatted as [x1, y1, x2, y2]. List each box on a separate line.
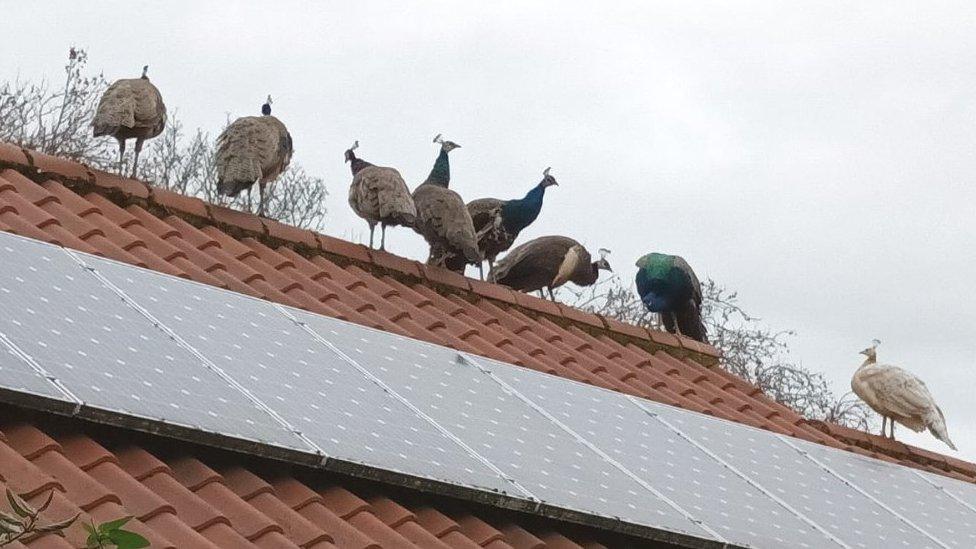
[351, 167, 416, 226]
[413, 185, 479, 262]
[672, 255, 703, 306]
[131, 80, 166, 135]
[490, 235, 568, 289]
[863, 365, 936, 429]
[93, 78, 166, 137]
[551, 244, 586, 289]
[468, 198, 505, 233]
[257, 116, 293, 182]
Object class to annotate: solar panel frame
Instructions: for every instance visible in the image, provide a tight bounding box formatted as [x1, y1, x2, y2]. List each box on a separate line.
[480, 353, 843, 548]
[642, 398, 941, 549]
[286, 309, 721, 543]
[78, 250, 521, 496]
[6, 231, 976, 549]
[780, 436, 956, 549]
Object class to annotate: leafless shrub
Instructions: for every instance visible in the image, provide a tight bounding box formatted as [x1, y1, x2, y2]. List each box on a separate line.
[0, 48, 114, 165]
[1, 48, 328, 231]
[563, 277, 873, 430]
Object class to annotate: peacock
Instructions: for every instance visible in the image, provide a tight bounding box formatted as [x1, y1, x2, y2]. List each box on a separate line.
[465, 167, 558, 279]
[635, 253, 707, 342]
[411, 134, 480, 273]
[92, 65, 167, 178]
[490, 235, 611, 301]
[215, 96, 293, 216]
[346, 140, 417, 251]
[852, 340, 956, 449]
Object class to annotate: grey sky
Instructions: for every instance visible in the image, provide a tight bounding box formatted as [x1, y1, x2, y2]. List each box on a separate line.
[3, 1, 975, 458]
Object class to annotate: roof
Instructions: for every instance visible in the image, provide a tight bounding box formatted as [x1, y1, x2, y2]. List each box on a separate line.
[0, 141, 973, 545]
[0, 405, 634, 549]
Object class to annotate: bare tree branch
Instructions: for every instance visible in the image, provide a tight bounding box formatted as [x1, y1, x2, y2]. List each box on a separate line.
[1, 48, 329, 231]
[563, 276, 873, 430]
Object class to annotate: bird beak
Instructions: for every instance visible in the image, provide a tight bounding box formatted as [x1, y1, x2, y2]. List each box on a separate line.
[859, 349, 869, 356]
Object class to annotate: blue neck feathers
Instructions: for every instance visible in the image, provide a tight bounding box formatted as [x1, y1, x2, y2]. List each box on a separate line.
[500, 183, 547, 232]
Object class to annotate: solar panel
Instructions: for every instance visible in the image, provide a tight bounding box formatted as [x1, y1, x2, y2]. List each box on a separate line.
[297, 314, 717, 541]
[7, 231, 976, 548]
[0, 232, 307, 450]
[85, 256, 516, 495]
[790, 438, 973, 548]
[0, 334, 75, 404]
[650, 403, 940, 549]
[487, 357, 841, 549]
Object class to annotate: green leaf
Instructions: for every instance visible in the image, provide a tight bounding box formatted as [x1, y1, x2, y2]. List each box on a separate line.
[5, 489, 34, 518]
[82, 521, 97, 535]
[97, 515, 133, 532]
[86, 532, 101, 549]
[107, 528, 150, 549]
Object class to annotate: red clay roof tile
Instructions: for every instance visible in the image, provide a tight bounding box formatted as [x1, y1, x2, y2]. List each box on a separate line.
[0, 144, 971, 548]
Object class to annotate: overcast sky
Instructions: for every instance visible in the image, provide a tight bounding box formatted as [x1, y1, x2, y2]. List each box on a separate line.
[2, 1, 975, 459]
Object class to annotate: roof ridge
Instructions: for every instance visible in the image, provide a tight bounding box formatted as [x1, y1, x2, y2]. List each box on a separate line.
[0, 142, 721, 367]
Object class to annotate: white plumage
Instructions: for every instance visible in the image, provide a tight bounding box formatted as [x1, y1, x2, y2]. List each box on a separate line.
[851, 342, 956, 450]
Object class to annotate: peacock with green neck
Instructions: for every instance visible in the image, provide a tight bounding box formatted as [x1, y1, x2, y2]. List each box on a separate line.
[422, 134, 460, 187]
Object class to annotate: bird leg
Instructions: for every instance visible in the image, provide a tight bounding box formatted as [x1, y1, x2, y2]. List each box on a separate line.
[117, 139, 127, 176]
[368, 224, 376, 249]
[130, 137, 145, 179]
[538, 290, 545, 299]
[880, 416, 888, 437]
[673, 312, 683, 337]
[890, 420, 896, 439]
[547, 287, 556, 302]
[380, 224, 387, 251]
[258, 182, 267, 216]
[478, 263, 484, 281]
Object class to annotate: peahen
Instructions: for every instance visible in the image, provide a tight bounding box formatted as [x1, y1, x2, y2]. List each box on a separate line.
[852, 340, 955, 449]
[346, 140, 417, 251]
[411, 134, 480, 273]
[92, 65, 167, 178]
[215, 95, 293, 216]
[635, 253, 707, 343]
[465, 167, 558, 279]
[490, 235, 611, 301]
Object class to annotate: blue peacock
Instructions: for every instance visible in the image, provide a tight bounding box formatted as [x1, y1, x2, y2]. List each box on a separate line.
[465, 167, 558, 278]
[635, 253, 708, 343]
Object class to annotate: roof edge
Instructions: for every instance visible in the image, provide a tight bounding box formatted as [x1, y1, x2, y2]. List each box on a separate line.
[0, 142, 721, 367]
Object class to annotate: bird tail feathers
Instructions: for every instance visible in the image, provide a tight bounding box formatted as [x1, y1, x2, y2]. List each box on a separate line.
[216, 157, 261, 197]
[927, 407, 957, 451]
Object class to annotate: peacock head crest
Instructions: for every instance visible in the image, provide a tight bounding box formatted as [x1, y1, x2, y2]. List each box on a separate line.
[262, 95, 273, 116]
[859, 339, 881, 360]
[141, 65, 149, 79]
[433, 133, 461, 153]
[344, 140, 359, 163]
[595, 248, 612, 272]
[541, 167, 558, 187]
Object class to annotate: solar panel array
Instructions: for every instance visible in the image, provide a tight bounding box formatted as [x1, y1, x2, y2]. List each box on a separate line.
[0, 230, 974, 548]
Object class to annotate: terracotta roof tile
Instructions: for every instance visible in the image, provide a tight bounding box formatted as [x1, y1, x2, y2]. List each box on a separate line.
[0, 144, 971, 548]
